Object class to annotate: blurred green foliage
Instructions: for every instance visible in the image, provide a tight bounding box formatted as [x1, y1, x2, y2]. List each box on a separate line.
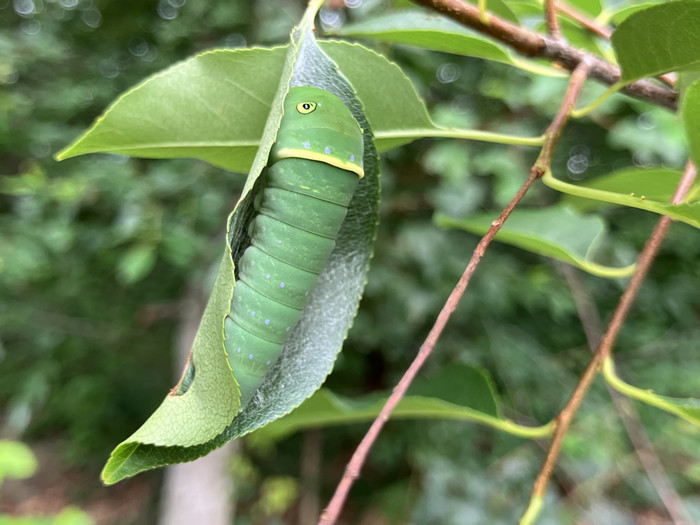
[0, 441, 37, 484]
[0, 0, 256, 462]
[2, 0, 700, 523]
[0, 441, 92, 524]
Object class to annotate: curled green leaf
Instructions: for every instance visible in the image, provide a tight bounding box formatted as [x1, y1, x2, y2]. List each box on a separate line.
[101, 8, 381, 484]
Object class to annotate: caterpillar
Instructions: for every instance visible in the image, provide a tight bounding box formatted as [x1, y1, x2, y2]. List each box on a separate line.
[224, 86, 365, 409]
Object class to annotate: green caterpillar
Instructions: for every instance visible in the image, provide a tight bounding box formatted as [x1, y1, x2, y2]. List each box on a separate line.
[224, 86, 364, 409]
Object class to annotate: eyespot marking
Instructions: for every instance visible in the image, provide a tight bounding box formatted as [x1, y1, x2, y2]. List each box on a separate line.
[296, 102, 317, 114]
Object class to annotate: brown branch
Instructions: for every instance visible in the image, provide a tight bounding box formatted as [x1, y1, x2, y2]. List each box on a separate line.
[411, 0, 678, 111]
[525, 160, 698, 519]
[318, 58, 593, 525]
[319, 171, 540, 525]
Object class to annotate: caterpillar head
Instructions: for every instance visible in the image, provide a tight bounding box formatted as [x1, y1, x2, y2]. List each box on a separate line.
[271, 86, 364, 178]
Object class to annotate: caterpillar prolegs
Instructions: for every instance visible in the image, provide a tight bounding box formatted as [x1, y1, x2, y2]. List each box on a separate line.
[224, 86, 365, 409]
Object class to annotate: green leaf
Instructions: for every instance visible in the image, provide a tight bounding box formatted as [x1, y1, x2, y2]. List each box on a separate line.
[321, 43, 543, 150]
[102, 12, 316, 483]
[606, 2, 662, 25]
[603, 357, 700, 426]
[394, 0, 519, 20]
[336, 10, 565, 78]
[611, 0, 700, 84]
[503, 0, 542, 20]
[678, 69, 700, 99]
[567, 0, 602, 16]
[543, 169, 700, 229]
[102, 251, 240, 483]
[253, 365, 552, 442]
[435, 205, 636, 278]
[101, 9, 381, 484]
[116, 244, 156, 284]
[56, 47, 287, 173]
[52, 507, 94, 525]
[471, 0, 522, 23]
[0, 507, 93, 525]
[57, 41, 542, 170]
[0, 440, 37, 483]
[683, 79, 700, 168]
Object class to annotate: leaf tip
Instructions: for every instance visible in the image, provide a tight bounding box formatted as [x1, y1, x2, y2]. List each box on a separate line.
[100, 441, 141, 486]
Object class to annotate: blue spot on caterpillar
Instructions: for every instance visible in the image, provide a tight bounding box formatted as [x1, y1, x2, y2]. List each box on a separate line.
[224, 86, 364, 410]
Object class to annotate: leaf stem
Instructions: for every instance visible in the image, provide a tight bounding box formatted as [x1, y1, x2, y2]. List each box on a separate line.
[520, 495, 545, 525]
[478, 0, 489, 24]
[301, 0, 325, 29]
[571, 82, 623, 117]
[541, 169, 700, 229]
[374, 128, 545, 147]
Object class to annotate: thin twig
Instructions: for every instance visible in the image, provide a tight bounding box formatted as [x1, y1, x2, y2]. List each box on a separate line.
[544, 0, 561, 39]
[555, 0, 612, 39]
[523, 160, 698, 522]
[562, 265, 693, 525]
[410, 0, 677, 111]
[534, 60, 592, 172]
[319, 174, 540, 525]
[318, 58, 594, 525]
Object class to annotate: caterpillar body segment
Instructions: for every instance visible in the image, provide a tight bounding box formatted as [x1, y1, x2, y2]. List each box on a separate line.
[225, 87, 364, 409]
